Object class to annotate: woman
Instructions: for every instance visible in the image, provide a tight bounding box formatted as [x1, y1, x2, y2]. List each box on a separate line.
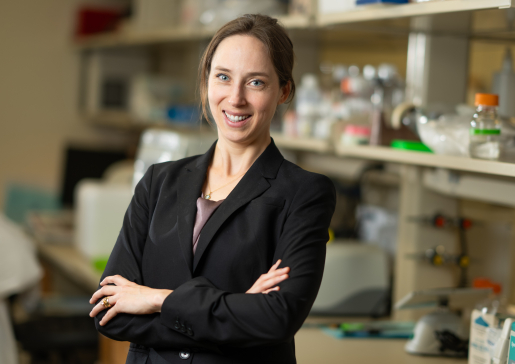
[90, 14, 336, 364]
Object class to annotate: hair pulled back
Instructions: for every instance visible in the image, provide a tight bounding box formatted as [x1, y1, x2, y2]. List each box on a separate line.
[198, 14, 296, 121]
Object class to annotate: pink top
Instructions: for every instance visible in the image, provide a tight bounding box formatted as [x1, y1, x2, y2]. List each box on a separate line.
[192, 195, 224, 254]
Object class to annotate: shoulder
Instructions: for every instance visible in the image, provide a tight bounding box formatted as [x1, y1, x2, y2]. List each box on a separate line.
[148, 154, 201, 183]
[274, 160, 336, 212]
[278, 159, 334, 193]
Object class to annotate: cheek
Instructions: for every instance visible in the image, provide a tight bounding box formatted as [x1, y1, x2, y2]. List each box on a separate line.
[207, 83, 224, 108]
[251, 93, 277, 116]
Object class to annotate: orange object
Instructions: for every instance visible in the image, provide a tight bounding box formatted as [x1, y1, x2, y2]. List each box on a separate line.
[473, 277, 502, 294]
[475, 93, 499, 107]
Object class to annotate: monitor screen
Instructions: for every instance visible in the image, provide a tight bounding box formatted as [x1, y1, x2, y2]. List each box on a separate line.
[60, 146, 127, 208]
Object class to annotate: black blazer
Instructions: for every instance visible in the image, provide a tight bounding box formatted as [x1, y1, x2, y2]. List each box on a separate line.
[94, 139, 336, 364]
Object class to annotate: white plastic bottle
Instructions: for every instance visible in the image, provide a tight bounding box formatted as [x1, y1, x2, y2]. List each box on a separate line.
[469, 93, 501, 160]
[296, 74, 321, 137]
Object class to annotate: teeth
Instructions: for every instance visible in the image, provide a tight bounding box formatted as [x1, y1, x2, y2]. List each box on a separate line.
[224, 111, 250, 122]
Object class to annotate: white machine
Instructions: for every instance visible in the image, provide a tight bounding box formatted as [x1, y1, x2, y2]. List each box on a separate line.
[311, 241, 390, 316]
[395, 288, 491, 357]
[76, 129, 216, 270]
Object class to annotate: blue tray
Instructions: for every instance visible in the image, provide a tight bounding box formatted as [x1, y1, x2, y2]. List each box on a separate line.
[356, 0, 408, 5]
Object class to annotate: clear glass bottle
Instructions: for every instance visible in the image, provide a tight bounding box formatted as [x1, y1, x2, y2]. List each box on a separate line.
[469, 93, 501, 160]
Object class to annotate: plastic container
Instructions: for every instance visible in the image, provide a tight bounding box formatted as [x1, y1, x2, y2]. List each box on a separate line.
[469, 94, 502, 160]
[341, 125, 371, 145]
[296, 74, 322, 137]
[391, 140, 432, 153]
[492, 48, 515, 119]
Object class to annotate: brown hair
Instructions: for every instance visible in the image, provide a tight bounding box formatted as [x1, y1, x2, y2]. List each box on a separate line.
[198, 14, 296, 121]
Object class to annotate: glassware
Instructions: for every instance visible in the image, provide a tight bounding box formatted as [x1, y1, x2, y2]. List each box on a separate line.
[469, 93, 502, 160]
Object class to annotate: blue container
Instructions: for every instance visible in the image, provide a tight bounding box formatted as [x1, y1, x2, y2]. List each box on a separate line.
[166, 105, 200, 124]
[356, 0, 408, 5]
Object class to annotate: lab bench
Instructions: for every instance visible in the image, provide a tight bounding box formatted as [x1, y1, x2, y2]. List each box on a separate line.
[33, 239, 468, 363]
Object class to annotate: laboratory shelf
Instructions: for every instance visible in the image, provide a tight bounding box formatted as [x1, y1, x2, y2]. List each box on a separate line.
[318, 0, 513, 27]
[271, 133, 333, 153]
[335, 144, 515, 178]
[34, 239, 101, 292]
[75, 14, 310, 50]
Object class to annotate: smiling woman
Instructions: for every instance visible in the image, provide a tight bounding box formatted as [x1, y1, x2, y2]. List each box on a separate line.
[90, 14, 336, 364]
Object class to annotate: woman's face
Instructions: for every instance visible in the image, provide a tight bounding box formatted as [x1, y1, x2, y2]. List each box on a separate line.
[208, 34, 290, 145]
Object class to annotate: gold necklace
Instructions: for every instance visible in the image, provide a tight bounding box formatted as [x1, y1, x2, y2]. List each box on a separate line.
[205, 172, 245, 200]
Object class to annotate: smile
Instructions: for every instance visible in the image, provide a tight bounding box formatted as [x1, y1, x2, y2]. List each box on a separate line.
[224, 111, 251, 123]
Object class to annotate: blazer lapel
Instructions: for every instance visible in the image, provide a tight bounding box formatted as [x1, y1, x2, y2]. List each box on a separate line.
[176, 143, 216, 274]
[193, 139, 284, 273]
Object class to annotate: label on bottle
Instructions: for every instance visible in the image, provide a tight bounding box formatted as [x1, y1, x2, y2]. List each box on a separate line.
[470, 129, 501, 135]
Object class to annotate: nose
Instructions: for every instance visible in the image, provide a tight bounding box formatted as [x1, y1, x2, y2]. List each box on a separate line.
[228, 83, 246, 108]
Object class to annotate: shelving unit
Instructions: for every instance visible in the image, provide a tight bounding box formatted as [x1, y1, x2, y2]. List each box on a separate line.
[336, 144, 515, 178]
[271, 133, 333, 154]
[318, 0, 513, 26]
[75, 14, 311, 50]
[74, 1, 515, 323]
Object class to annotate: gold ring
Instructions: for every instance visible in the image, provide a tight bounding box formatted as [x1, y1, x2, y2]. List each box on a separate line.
[102, 297, 112, 308]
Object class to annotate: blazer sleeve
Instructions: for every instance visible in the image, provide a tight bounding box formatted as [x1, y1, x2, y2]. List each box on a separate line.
[93, 165, 219, 353]
[160, 173, 336, 347]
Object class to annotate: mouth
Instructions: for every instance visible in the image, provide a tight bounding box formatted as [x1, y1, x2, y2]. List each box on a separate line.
[223, 110, 252, 123]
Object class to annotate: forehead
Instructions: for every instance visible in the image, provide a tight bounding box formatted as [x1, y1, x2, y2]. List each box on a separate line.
[211, 35, 274, 74]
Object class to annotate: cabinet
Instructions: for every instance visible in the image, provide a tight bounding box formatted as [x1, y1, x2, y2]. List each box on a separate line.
[75, 0, 515, 321]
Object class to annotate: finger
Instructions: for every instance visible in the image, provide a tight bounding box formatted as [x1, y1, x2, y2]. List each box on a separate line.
[262, 286, 280, 294]
[99, 305, 119, 326]
[261, 267, 290, 282]
[89, 295, 118, 318]
[263, 274, 289, 288]
[101, 275, 130, 287]
[270, 267, 290, 276]
[267, 259, 282, 274]
[90, 285, 120, 304]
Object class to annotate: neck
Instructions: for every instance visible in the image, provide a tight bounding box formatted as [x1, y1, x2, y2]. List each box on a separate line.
[212, 132, 271, 176]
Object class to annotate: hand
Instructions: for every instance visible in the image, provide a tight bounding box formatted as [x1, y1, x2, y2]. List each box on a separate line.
[89, 275, 172, 326]
[246, 259, 290, 294]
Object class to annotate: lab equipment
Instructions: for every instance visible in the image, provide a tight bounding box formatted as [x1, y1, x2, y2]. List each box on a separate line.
[391, 102, 472, 156]
[470, 94, 502, 160]
[0, 214, 42, 364]
[408, 213, 473, 287]
[341, 125, 371, 145]
[84, 48, 151, 116]
[489, 318, 512, 364]
[508, 321, 515, 364]
[311, 241, 390, 317]
[469, 308, 497, 364]
[492, 48, 515, 119]
[75, 180, 133, 270]
[296, 74, 322, 138]
[396, 288, 491, 357]
[132, 128, 216, 189]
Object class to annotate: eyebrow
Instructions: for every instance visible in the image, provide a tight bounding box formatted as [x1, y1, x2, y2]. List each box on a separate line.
[213, 66, 269, 78]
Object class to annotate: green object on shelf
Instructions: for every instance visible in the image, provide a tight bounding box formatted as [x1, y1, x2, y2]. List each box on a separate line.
[391, 140, 433, 153]
[92, 257, 109, 272]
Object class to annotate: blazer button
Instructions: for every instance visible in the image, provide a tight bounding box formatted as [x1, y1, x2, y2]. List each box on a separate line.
[187, 327, 194, 336]
[179, 351, 191, 360]
[180, 323, 187, 333]
[174, 321, 180, 330]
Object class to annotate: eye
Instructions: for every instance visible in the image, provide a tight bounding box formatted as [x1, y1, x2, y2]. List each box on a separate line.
[250, 79, 264, 87]
[216, 73, 229, 81]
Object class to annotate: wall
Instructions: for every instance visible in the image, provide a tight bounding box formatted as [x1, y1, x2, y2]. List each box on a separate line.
[0, 1, 132, 209]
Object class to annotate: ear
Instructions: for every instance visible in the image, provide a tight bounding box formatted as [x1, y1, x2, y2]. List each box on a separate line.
[277, 81, 291, 105]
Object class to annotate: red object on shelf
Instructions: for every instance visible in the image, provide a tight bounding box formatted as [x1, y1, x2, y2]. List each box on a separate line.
[75, 7, 122, 37]
[473, 277, 502, 294]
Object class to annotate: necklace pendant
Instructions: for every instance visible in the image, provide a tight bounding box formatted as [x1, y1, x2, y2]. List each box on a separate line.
[205, 194, 211, 200]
